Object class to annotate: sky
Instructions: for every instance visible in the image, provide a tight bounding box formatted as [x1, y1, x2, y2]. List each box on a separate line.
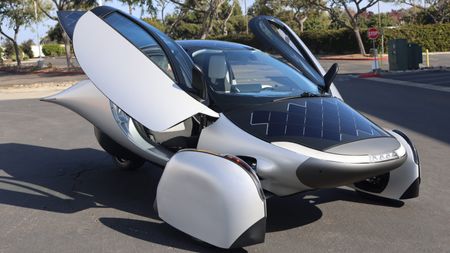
[0, 0, 409, 45]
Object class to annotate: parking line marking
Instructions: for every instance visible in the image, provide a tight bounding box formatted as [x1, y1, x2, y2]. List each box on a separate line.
[368, 77, 450, 93]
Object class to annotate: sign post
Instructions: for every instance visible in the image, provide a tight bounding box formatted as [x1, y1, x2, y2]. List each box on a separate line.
[368, 27, 380, 71]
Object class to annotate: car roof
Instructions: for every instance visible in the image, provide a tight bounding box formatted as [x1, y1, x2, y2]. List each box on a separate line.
[176, 40, 254, 54]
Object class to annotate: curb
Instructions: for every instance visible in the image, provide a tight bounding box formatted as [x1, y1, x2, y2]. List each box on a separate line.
[34, 71, 85, 75]
[320, 56, 388, 61]
[359, 72, 381, 78]
[32, 70, 84, 75]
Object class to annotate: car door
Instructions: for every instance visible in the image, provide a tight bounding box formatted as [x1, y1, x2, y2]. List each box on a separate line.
[70, 6, 218, 132]
[249, 16, 327, 88]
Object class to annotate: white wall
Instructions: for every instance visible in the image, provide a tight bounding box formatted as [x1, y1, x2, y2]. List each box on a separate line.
[31, 45, 44, 58]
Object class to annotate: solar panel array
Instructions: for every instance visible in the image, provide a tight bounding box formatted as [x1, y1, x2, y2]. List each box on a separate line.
[250, 98, 387, 141]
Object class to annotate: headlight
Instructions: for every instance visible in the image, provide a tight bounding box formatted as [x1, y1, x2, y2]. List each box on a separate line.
[110, 102, 131, 134]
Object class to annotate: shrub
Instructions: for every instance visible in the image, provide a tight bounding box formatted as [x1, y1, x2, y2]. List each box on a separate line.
[382, 24, 450, 52]
[20, 39, 34, 59]
[10, 50, 25, 62]
[1, 41, 25, 61]
[213, 23, 450, 54]
[42, 44, 65, 57]
[0, 46, 3, 64]
[209, 33, 259, 48]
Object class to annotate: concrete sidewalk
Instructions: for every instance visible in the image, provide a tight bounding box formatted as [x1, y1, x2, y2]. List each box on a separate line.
[0, 71, 85, 100]
[0, 72, 86, 88]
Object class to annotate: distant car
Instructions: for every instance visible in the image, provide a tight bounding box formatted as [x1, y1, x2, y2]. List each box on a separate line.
[44, 6, 420, 249]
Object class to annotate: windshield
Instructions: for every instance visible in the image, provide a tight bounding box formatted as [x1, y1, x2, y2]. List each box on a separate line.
[192, 49, 320, 100]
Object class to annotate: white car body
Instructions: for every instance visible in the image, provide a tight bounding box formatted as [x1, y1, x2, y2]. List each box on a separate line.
[43, 7, 421, 249]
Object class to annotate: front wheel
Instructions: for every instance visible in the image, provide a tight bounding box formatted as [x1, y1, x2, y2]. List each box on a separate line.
[112, 155, 145, 170]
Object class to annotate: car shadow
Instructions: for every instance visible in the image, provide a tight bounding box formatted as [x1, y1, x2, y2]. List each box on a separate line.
[0, 143, 404, 251]
[99, 217, 248, 253]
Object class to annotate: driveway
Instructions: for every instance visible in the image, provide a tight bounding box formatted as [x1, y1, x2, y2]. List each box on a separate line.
[0, 74, 449, 252]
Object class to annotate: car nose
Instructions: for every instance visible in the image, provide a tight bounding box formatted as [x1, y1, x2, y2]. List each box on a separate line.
[292, 137, 407, 188]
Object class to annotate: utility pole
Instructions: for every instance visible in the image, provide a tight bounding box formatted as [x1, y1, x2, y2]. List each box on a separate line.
[378, 1, 384, 68]
[34, 0, 43, 68]
[243, 0, 248, 34]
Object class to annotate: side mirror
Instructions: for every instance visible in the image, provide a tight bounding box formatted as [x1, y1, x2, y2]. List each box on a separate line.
[324, 63, 339, 92]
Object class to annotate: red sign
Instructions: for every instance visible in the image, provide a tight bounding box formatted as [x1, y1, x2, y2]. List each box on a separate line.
[368, 27, 379, 40]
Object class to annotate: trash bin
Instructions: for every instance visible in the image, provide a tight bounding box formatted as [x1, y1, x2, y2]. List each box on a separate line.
[388, 39, 409, 71]
[407, 43, 422, 70]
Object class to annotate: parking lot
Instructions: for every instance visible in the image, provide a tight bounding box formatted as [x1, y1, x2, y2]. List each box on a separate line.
[1, 71, 450, 252]
[381, 70, 450, 87]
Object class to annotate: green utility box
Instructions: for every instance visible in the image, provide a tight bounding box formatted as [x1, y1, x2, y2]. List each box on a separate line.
[388, 39, 423, 71]
[407, 43, 423, 70]
[388, 39, 409, 71]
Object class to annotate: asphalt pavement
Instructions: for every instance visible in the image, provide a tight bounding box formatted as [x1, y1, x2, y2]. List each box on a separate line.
[320, 53, 450, 74]
[381, 70, 450, 87]
[1, 75, 450, 252]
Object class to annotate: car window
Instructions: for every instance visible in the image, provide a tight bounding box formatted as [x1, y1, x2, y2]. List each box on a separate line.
[193, 49, 319, 97]
[104, 12, 175, 80]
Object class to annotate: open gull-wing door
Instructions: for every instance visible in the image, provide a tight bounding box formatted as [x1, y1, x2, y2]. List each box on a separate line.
[57, 11, 85, 41]
[72, 6, 218, 132]
[249, 16, 326, 87]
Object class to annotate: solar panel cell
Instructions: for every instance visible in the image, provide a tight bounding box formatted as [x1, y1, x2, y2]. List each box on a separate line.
[246, 98, 388, 147]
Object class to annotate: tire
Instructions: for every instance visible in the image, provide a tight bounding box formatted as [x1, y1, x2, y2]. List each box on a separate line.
[112, 155, 145, 170]
[94, 127, 145, 170]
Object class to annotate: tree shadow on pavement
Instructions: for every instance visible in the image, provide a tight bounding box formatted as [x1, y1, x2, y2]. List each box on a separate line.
[0, 143, 404, 251]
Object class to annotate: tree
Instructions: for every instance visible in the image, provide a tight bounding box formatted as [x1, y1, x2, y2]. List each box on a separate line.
[200, 0, 226, 39]
[166, 0, 198, 36]
[0, 0, 46, 67]
[141, 0, 157, 18]
[221, 0, 235, 35]
[117, 0, 155, 16]
[44, 23, 65, 44]
[0, 44, 3, 65]
[2, 39, 23, 61]
[168, 0, 226, 39]
[38, 0, 97, 69]
[286, 0, 325, 32]
[311, 0, 382, 55]
[155, 0, 169, 23]
[303, 11, 331, 30]
[397, 0, 450, 24]
[248, 0, 286, 17]
[118, 0, 139, 14]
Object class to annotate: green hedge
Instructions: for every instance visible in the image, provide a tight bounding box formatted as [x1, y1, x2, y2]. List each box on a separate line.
[42, 44, 65, 57]
[212, 24, 450, 54]
[382, 24, 450, 53]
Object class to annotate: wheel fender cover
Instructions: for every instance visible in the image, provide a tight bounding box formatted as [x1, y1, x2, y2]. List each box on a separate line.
[156, 150, 266, 248]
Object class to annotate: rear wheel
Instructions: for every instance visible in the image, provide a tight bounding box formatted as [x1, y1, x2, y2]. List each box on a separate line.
[94, 127, 146, 170]
[112, 155, 145, 170]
